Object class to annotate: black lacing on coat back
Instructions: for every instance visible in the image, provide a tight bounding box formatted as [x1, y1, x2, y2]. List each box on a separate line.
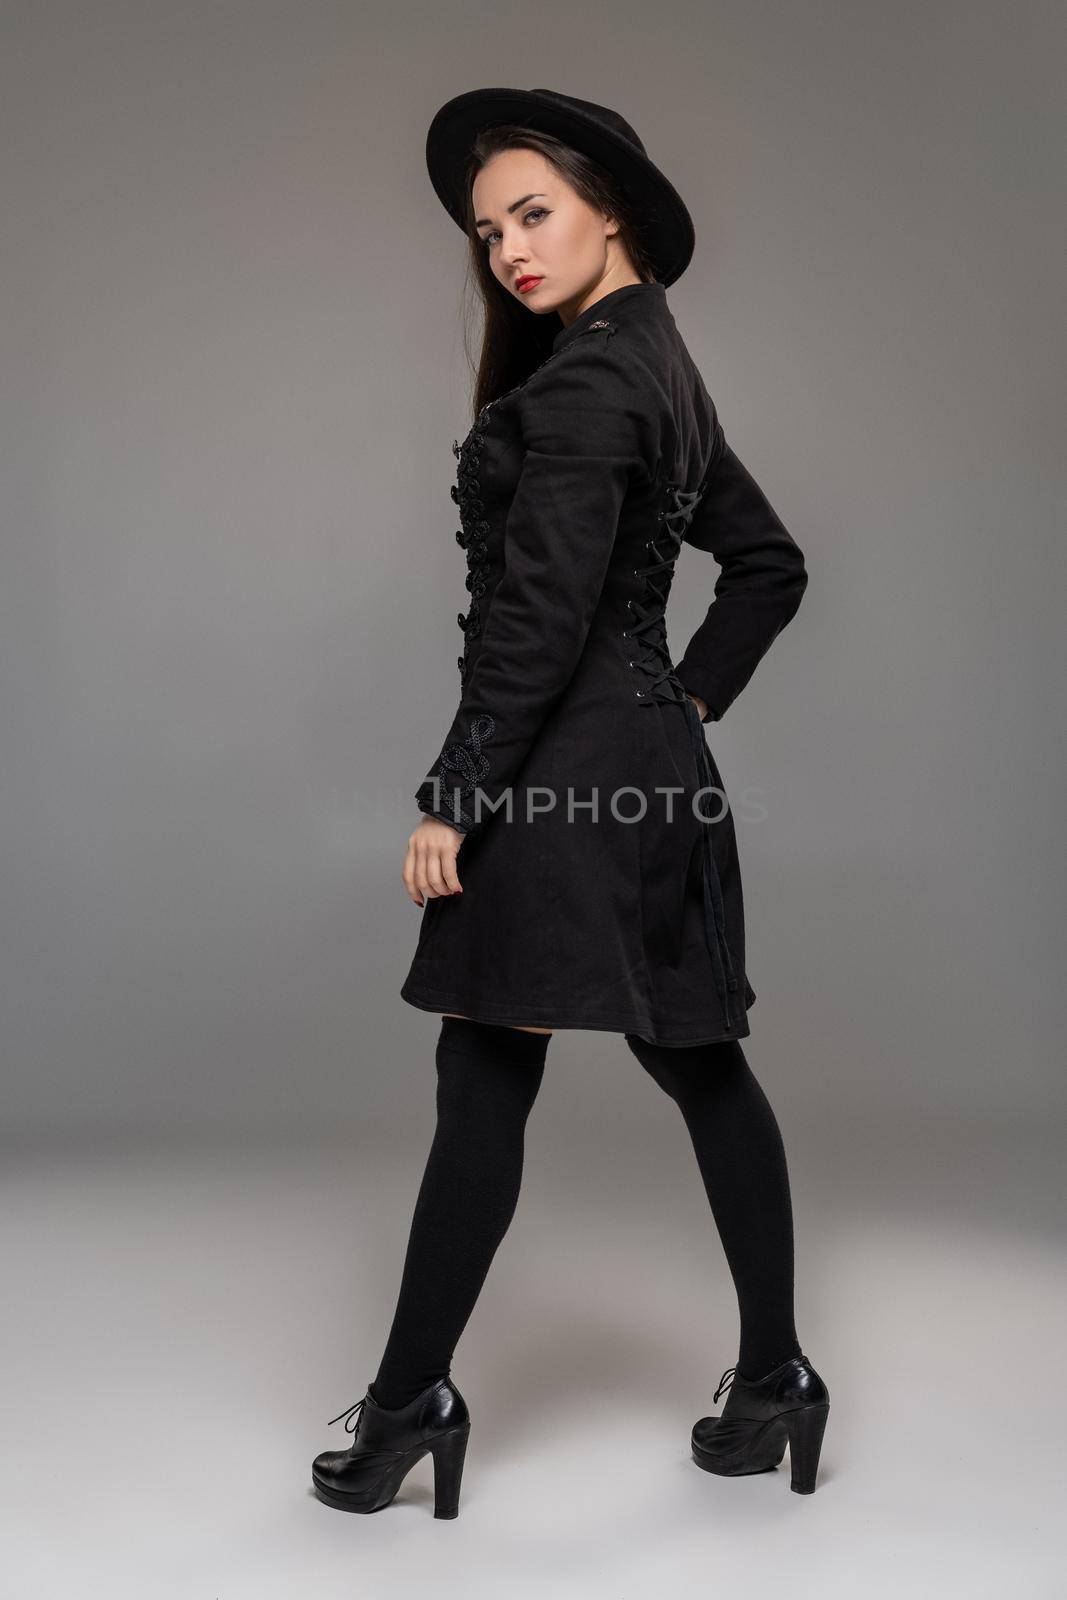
[627, 474, 743, 1030]
[626, 479, 705, 708]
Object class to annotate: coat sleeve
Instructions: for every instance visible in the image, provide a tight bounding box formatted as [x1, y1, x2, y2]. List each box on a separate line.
[673, 410, 808, 723]
[415, 335, 649, 835]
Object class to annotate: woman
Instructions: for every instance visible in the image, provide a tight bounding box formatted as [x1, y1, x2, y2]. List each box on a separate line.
[311, 88, 830, 1518]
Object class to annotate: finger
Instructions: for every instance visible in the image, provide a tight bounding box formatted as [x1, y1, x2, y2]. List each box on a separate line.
[413, 844, 447, 899]
[424, 851, 451, 898]
[440, 850, 462, 894]
[402, 844, 423, 906]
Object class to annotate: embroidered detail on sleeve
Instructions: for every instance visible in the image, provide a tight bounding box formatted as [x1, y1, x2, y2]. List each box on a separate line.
[440, 712, 495, 791]
[417, 713, 497, 831]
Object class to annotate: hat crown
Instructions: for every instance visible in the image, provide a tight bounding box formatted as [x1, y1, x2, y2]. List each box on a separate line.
[528, 89, 647, 158]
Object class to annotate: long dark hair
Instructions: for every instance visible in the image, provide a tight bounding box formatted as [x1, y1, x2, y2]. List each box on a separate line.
[456, 125, 658, 420]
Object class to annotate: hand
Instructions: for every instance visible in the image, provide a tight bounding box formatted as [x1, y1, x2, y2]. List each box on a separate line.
[687, 692, 708, 721]
[403, 815, 464, 907]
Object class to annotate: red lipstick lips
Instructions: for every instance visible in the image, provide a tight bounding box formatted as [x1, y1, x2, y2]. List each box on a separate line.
[515, 275, 543, 293]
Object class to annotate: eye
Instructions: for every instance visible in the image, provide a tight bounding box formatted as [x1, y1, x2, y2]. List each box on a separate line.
[479, 207, 550, 247]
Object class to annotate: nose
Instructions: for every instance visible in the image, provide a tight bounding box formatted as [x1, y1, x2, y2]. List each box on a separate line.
[501, 233, 527, 268]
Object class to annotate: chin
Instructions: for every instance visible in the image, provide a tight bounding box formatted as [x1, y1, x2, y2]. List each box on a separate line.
[522, 290, 562, 317]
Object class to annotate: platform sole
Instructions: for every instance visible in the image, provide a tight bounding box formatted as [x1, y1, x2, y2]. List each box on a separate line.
[692, 1403, 829, 1494]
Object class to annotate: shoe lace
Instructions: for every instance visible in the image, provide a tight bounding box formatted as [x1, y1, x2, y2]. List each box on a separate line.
[713, 1365, 737, 1404]
[327, 1394, 368, 1436]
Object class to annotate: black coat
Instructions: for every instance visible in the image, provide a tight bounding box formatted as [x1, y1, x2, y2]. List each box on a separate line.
[401, 281, 807, 1046]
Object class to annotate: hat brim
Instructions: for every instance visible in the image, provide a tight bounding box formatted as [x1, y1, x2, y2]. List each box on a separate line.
[425, 88, 695, 288]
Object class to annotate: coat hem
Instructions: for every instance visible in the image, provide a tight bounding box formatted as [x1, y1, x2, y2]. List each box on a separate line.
[399, 979, 752, 1048]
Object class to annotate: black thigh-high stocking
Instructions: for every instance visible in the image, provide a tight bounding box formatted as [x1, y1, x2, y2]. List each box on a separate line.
[624, 1033, 802, 1381]
[369, 1016, 550, 1409]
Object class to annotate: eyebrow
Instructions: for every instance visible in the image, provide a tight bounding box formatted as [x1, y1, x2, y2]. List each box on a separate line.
[474, 193, 547, 229]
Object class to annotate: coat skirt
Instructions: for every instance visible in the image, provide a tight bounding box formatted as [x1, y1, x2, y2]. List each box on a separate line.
[400, 282, 807, 1047]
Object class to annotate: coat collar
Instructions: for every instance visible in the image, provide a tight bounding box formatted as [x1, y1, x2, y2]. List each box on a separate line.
[551, 281, 667, 354]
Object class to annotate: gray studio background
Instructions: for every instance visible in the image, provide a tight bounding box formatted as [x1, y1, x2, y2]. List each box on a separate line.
[2, 2, 1063, 1597]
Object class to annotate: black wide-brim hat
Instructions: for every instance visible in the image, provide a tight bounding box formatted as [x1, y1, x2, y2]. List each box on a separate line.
[425, 87, 695, 288]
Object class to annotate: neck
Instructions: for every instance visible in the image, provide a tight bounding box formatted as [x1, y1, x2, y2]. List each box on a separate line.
[556, 272, 646, 330]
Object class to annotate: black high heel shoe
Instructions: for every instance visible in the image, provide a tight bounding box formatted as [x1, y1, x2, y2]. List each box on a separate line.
[311, 1375, 471, 1518]
[691, 1354, 830, 1494]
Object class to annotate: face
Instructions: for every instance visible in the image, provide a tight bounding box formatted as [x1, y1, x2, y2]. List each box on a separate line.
[471, 146, 638, 324]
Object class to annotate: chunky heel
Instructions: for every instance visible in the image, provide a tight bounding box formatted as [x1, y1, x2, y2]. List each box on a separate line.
[430, 1423, 471, 1518]
[782, 1402, 828, 1494]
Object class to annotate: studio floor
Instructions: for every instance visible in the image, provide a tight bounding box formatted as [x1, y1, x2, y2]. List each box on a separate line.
[4, 1106, 1062, 1599]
